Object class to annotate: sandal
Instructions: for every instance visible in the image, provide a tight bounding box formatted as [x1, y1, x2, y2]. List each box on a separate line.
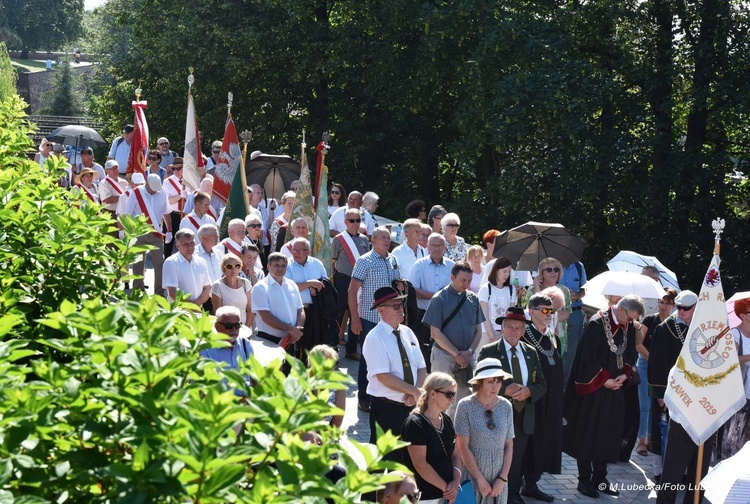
[636, 440, 648, 456]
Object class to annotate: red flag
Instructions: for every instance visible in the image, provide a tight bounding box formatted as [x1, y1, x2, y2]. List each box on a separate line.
[126, 100, 149, 176]
[212, 115, 241, 205]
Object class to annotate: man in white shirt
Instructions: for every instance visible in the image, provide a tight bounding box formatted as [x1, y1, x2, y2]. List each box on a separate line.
[107, 124, 134, 177]
[123, 173, 173, 295]
[196, 223, 223, 312]
[360, 191, 379, 236]
[162, 157, 187, 257]
[98, 159, 127, 219]
[246, 184, 269, 248]
[251, 253, 305, 350]
[162, 229, 211, 307]
[362, 286, 426, 461]
[329, 191, 363, 237]
[391, 218, 426, 279]
[221, 219, 247, 258]
[179, 191, 216, 233]
[279, 217, 310, 258]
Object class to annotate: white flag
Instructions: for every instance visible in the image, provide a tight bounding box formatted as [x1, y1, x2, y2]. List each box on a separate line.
[665, 255, 746, 445]
[182, 91, 203, 192]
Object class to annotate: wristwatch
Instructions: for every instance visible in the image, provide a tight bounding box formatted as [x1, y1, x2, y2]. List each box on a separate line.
[468, 348, 475, 356]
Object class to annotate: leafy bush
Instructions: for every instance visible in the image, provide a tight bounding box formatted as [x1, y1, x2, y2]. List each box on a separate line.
[0, 95, 403, 501]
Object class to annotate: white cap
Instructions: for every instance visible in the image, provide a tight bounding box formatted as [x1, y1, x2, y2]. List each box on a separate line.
[104, 159, 119, 170]
[157, 137, 169, 144]
[131, 173, 145, 185]
[146, 173, 162, 192]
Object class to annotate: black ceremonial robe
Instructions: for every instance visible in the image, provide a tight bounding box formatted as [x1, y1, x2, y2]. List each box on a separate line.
[563, 308, 637, 462]
[522, 324, 564, 475]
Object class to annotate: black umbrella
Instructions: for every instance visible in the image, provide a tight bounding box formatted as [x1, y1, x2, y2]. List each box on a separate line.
[245, 154, 301, 200]
[47, 125, 108, 148]
[492, 221, 586, 271]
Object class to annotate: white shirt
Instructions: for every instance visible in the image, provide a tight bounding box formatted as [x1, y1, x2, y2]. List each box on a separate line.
[328, 205, 349, 234]
[251, 275, 304, 339]
[361, 208, 377, 235]
[478, 282, 518, 332]
[108, 137, 131, 174]
[162, 175, 185, 213]
[196, 244, 224, 284]
[179, 211, 216, 234]
[481, 259, 534, 287]
[391, 242, 426, 280]
[285, 257, 328, 305]
[162, 253, 210, 301]
[123, 187, 171, 233]
[97, 176, 128, 211]
[504, 338, 529, 385]
[363, 321, 426, 402]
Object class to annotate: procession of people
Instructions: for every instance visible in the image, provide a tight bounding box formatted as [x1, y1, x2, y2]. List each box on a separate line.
[36, 125, 750, 504]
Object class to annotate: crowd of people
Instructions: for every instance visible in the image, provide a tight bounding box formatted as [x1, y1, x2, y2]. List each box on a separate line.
[35, 127, 750, 504]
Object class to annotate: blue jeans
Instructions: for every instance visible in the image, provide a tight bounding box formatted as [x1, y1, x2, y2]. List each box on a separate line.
[563, 308, 585, 383]
[637, 356, 651, 439]
[357, 319, 378, 405]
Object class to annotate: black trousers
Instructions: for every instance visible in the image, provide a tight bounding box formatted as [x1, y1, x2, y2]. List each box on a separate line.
[656, 420, 714, 504]
[369, 396, 411, 465]
[621, 383, 640, 461]
[508, 408, 529, 501]
[416, 309, 432, 373]
[164, 211, 181, 257]
[577, 459, 608, 484]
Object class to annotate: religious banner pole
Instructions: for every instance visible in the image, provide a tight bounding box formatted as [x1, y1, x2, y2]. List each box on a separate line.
[314, 132, 330, 208]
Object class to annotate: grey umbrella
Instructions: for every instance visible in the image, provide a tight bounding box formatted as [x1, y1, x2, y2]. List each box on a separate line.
[47, 125, 108, 148]
[492, 221, 586, 271]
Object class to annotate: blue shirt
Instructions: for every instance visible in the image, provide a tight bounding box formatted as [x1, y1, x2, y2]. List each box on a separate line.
[200, 335, 254, 395]
[285, 257, 328, 304]
[561, 262, 587, 308]
[408, 256, 455, 310]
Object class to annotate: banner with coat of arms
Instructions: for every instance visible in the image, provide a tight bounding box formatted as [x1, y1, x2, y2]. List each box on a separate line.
[665, 253, 746, 445]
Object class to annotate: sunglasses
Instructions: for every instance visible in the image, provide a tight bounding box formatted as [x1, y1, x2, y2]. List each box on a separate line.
[148, 156, 158, 160]
[445, 223, 460, 228]
[434, 389, 456, 399]
[484, 409, 496, 430]
[346, 218, 361, 223]
[224, 263, 242, 270]
[676, 305, 695, 311]
[172, 166, 183, 170]
[246, 223, 262, 229]
[218, 321, 242, 329]
[532, 307, 556, 314]
[158, 142, 169, 145]
[331, 190, 341, 194]
[212, 150, 221, 154]
[404, 492, 421, 503]
[543, 267, 561, 273]
[380, 302, 404, 311]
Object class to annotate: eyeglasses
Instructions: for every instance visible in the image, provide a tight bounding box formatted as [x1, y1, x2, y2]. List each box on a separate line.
[445, 223, 460, 228]
[224, 263, 242, 270]
[218, 321, 242, 329]
[484, 409, 496, 430]
[676, 305, 695, 311]
[380, 302, 404, 311]
[346, 218, 361, 223]
[246, 223, 262, 229]
[404, 492, 422, 503]
[434, 389, 456, 399]
[543, 267, 561, 273]
[532, 307, 556, 314]
[331, 190, 340, 194]
[158, 142, 169, 146]
[212, 150, 221, 154]
[172, 166, 183, 170]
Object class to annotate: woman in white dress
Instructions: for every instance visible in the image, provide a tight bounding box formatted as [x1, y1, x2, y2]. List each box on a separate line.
[211, 253, 253, 326]
[478, 257, 517, 348]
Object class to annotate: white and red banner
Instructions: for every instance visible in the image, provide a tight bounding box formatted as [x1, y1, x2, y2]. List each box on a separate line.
[665, 254, 746, 445]
[126, 100, 148, 176]
[182, 91, 204, 192]
[212, 115, 241, 205]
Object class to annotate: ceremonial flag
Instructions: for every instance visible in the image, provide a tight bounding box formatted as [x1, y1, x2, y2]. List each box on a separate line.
[664, 254, 746, 445]
[312, 159, 331, 275]
[212, 115, 241, 205]
[313, 138, 329, 208]
[182, 87, 204, 192]
[288, 149, 314, 243]
[126, 99, 148, 176]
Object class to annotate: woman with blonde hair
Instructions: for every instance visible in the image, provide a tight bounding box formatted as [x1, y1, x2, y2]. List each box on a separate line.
[211, 253, 253, 326]
[467, 245, 485, 293]
[525, 257, 571, 355]
[402, 372, 462, 503]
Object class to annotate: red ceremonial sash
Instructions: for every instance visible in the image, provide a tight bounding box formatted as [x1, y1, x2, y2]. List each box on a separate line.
[76, 183, 97, 203]
[187, 214, 201, 231]
[104, 176, 124, 195]
[168, 177, 183, 211]
[223, 239, 242, 257]
[336, 233, 359, 265]
[207, 205, 218, 220]
[133, 188, 162, 236]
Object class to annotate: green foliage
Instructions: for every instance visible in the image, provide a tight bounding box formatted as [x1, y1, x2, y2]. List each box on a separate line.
[1, 0, 84, 54]
[39, 55, 83, 116]
[0, 92, 403, 501]
[0, 42, 16, 101]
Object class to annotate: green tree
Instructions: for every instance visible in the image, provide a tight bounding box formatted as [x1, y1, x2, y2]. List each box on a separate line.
[0, 41, 15, 101]
[40, 55, 83, 116]
[1, 0, 84, 57]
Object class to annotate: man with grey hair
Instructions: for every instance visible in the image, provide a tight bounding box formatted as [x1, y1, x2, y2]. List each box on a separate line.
[196, 223, 223, 285]
[206, 140, 223, 173]
[418, 223, 431, 249]
[349, 226, 402, 412]
[641, 265, 662, 316]
[360, 191, 379, 236]
[329, 191, 363, 237]
[221, 218, 247, 258]
[162, 229, 211, 306]
[155, 137, 177, 171]
[391, 218, 426, 279]
[279, 217, 310, 258]
[563, 294, 644, 499]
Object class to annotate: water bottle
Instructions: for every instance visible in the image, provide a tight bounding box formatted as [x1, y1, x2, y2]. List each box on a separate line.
[396, 223, 402, 242]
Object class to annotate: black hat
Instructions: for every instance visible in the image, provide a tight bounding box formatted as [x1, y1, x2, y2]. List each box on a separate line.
[495, 306, 532, 326]
[370, 286, 407, 310]
[123, 124, 134, 133]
